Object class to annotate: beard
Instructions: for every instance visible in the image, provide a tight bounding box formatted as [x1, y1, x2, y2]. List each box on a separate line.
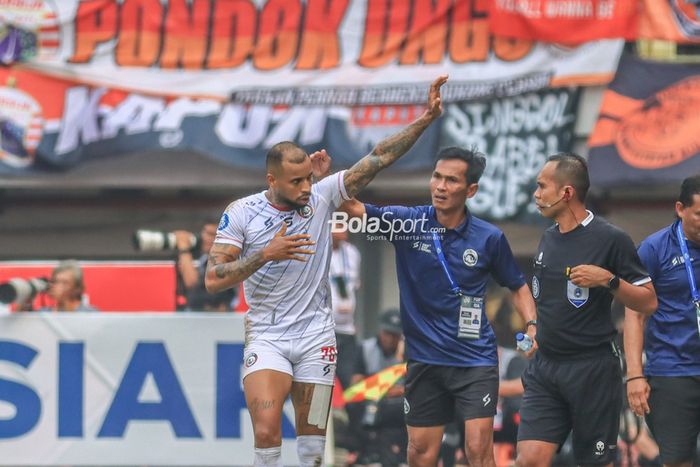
[277, 192, 308, 210]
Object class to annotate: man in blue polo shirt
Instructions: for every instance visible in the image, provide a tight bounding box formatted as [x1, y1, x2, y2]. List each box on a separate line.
[340, 146, 537, 467]
[625, 175, 700, 467]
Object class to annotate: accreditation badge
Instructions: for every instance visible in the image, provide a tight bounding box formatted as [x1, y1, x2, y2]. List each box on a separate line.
[458, 295, 483, 340]
[695, 301, 700, 338]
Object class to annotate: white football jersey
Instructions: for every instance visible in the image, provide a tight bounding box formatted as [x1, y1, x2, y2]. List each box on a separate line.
[215, 171, 349, 341]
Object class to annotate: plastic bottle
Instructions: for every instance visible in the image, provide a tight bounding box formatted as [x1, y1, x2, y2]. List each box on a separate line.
[516, 332, 533, 352]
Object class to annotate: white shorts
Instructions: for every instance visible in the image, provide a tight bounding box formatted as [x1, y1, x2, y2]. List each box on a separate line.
[242, 330, 337, 385]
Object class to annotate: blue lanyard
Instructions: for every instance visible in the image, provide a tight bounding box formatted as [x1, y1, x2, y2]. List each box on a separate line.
[431, 231, 462, 296]
[675, 221, 700, 303]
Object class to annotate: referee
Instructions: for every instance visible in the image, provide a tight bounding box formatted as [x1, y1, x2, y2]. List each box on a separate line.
[515, 153, 657, 467]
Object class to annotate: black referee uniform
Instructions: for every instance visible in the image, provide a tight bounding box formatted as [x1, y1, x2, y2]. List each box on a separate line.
[518, 213, 650, 465]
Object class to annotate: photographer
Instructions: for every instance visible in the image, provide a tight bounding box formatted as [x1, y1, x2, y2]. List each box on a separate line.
[134, 222, 236, 311]
[41, 260, 98, 312]
[174, 222, 235, 311]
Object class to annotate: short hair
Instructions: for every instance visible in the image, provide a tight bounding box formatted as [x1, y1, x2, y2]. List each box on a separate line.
[678, 175, 700, 207]
[266, 141, 307, 173]
[546, 152, 590, 201]
[52, 260, 84, 294]
[434, 146, 487, 184]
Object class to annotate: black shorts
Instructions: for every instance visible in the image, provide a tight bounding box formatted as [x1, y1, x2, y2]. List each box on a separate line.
[517, 351, 622, 465]
[404, 362, 498, 427]
[646, 375, 700, 465]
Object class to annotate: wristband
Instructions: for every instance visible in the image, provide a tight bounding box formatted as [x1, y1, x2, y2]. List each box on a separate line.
[526, 320, 537, 328]
[178, 250, 191, 255]
[624, 375, 646, 384]
[608, 274, 620, 291]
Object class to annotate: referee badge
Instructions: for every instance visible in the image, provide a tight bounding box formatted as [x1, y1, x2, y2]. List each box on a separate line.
[567, 280, 589, 308]
[462, 249, 478, 267]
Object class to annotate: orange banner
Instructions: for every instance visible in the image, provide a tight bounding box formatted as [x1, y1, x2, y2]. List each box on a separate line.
[588, 53, 700, 186]
[489, 0, 639, 44]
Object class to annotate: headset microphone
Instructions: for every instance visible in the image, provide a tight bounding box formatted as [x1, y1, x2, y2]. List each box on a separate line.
[543, 195, 566, 209]
[541, 188, 570, 209]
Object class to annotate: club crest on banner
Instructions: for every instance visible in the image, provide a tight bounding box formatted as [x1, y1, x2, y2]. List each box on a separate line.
[0, 0, 60, 64]
[0, 87, 43, 168]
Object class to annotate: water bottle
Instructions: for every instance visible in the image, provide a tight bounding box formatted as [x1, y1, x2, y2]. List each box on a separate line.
[516, 332, 533, 352]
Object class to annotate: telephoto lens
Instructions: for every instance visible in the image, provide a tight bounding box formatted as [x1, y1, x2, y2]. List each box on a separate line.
[0, 277, 49, 304]
[132, 230, 197, 252]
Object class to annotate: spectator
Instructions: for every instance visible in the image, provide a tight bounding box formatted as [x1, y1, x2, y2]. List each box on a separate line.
[42, 260, 98, 312]
[349, 309, 407, 466]
[329, 229, 362, 390]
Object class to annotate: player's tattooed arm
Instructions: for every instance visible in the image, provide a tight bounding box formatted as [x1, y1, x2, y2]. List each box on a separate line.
[205, 223, 315, 293]
[205, 243, 266, 293]
[343, 75, 448, 198]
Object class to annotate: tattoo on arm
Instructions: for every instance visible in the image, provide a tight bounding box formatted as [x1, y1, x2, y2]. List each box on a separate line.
[207, 246, 266, 287]
[344, 114, 432, 197]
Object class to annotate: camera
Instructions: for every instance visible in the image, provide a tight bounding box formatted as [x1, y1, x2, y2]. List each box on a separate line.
[0, 277, 49, 304]
[132, 230, 199, 252]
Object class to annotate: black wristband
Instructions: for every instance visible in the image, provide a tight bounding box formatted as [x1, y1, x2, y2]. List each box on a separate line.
[526, 320, 537, 328]
[624, 375, 646, 384]
[608, 274, 620, 291]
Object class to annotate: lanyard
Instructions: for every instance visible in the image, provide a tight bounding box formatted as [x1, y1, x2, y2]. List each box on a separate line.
[431, 231, 462, 296]
[676, 222, 700, 303]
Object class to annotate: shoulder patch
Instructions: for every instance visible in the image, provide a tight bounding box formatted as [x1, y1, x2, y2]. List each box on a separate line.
[218, 213, 230, 231]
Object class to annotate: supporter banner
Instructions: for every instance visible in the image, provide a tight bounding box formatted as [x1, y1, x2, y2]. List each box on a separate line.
[0, 314, 297, 465]
[0, 0, 623, 177]
[588, 53, 700, 186]
[489, 0, 639, 44]
[440, 87, 580, 222]
[639, 0, 700, 43]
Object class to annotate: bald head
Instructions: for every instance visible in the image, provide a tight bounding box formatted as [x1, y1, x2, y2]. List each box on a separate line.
[266, 141, 308, 175]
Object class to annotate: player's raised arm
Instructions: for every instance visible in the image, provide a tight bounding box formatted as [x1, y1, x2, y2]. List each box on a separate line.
[205, 223, 315, 293]
[343, 75, 448, 198]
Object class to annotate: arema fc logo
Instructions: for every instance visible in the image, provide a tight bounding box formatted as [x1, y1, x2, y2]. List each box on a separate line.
[463, 249, 478, 267]
[244, 353, 258, 368]
[298, 205, 314, 219]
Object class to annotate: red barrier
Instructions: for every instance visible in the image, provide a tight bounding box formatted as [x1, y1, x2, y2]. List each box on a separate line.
[0, 261, 176, 312]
